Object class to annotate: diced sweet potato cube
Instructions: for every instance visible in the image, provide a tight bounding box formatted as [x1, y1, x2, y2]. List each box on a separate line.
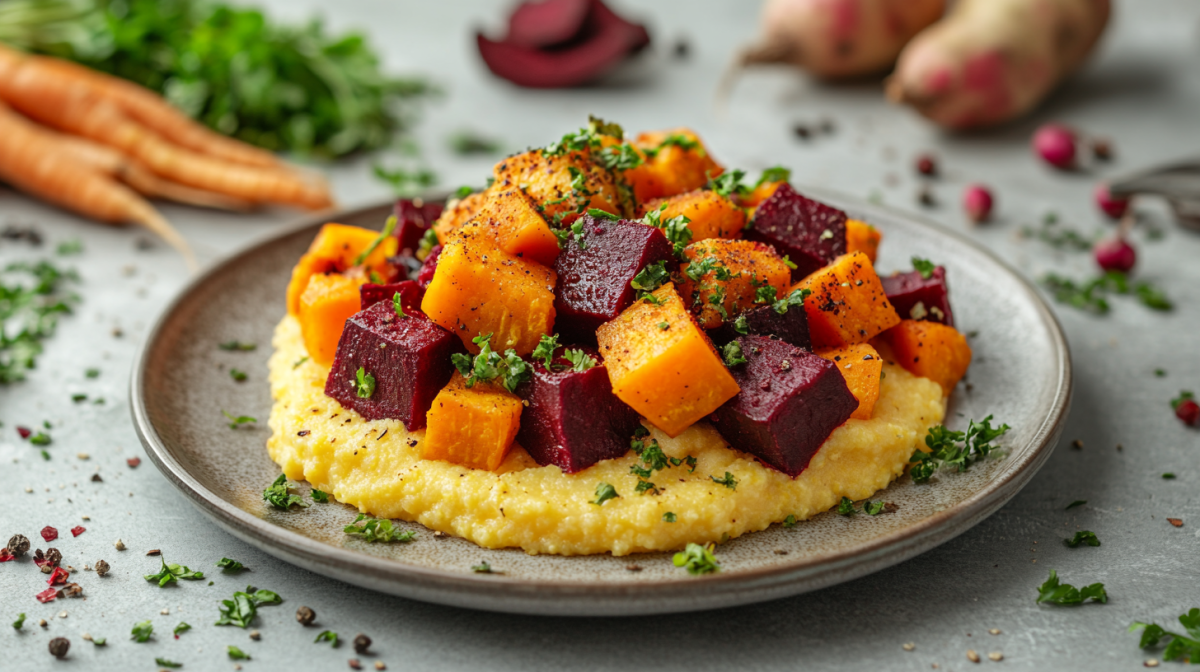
[308, 222, 398, 270]
[493, 148, 620, 225]
[423, 373, 523, 471]
[881, 266, 955, 327]
[816, 343, 883, 420]
[287, 253, 338, 316]
[420, 230, 557, 356]
[876, 320, 972, 395]
[465, 187, 561, 267]
[678, 239, 792, 329]
[433, 190, 487, 243]
[596, 283, 740, 437]
[641, 189, 745, 242]
[624, 128, 723, 203]
[845, 219, 881, 264]
[297, 273, 365, 367]
[794, 252, 901, 349]
[739, 180, 785, 209]
[746, 184, 847, 280]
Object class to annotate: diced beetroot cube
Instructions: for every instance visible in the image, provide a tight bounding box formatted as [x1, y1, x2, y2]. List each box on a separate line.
[881, 267, 955, 327]
[515, 347, 640, 473]
[360, 280, 425, 312]
[554, 215, 675, 343]
[47, 566, 70, 585]
[709, 303, 811, 351]
[324, 301, 462, 430]
[35, 587, 58, 603]
[70, 526, 85, 538]
[746, 184, 847, 281]
[416, 244, 442, 288]
[714, 335, 858, 477]
[394, 199, 444, 256]
[40, 526, 57, 542]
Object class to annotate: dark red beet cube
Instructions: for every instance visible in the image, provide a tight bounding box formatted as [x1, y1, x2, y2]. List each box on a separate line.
[746, 183, 847, 281]
[714, 335, 858, 477]
[324, 301, 461, 430]
[394, 199, 444, 256]
[709, 303, 811, 351]
[554, 215, 675, 343]
[515, 347, 641, 473]
[416, 244, 442, 288]
[881, 267, 955, 327]
[360, 280, 424, 312]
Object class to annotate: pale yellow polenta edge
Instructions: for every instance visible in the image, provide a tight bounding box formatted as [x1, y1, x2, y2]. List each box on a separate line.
[267, 315, 946, 556]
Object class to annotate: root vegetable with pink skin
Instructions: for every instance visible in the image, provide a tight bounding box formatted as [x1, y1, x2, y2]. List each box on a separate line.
[885, 0, 1111, 130]
[722, 0, 945, 91]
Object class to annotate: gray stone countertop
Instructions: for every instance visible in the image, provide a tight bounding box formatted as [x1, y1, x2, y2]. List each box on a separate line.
[1, 0, 1198, 669]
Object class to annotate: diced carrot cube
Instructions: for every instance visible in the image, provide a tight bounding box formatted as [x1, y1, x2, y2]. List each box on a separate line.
[845, 219, 881, 264]
[422, 373, 522, 471]
[433, 190, 488, 243]
[493, 148, 620, 225]
[794, 252, 901, 349]
[286, 253, 338, 316]
[816, 343, 883, 420]
[642, 189, 745, 242]
[297, 273, 365, 367]
[467, 187, 561, 267]
[678, 239, 792, 329]
[624, 128, 723, 203]
[596, 283, 740, 437]
[876, 320, 972, 395]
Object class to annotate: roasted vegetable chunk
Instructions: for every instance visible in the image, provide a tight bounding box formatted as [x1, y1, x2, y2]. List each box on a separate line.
[466, 187, 561, 267]
[624, 128, 723, 203]
[714, 336, 858, 478]
[678, 239, 792, 329]
[816, 342, 883, 421]
[286, 253, 337, 316]
[297, 273, 365, 367]
[423, 373, 523, 471]
[515, 347, 641, 473]
[493, 147, 620, 225]
[746, 184, 847, 280]
[394, 198, 444, 257]
[642, 189, 745, 242]
[876, 320, 972, 395]
[881, 265, 954, 326]
[325, 300, 461, 429]
[359, 280, 424, 312]
[596, 283, 740, 437]
[794, 252, 901, 349]
[709, 300, 812, 351]
[553, 215, 675, 344]
[845, 219, 881, 264]
[432, 190, 487, 243]
[286, 222, 398, 316]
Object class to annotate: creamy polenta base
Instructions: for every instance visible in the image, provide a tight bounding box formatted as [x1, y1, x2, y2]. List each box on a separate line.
[267, 315, 946, 556]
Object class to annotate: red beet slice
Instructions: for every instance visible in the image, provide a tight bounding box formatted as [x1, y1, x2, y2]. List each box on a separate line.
[477, 0, 650, 88]
[394, 199, 444, 257]
[507, 0, 592, 48]
[360, 280, 425, 312]
[714, 336, 858, 477]
[746, 184, 848, 281]
[709, 303, 812, 351]
[324, 301, 462, 430]
[515, 347, 641, 473]
[416, 244, 442, 288]
[881, 267, 955, 327]
[554, 215, 675, 344]
[40, 526, 57, 542]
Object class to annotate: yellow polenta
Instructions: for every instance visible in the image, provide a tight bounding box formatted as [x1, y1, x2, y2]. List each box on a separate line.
[268, 315, 945, 556]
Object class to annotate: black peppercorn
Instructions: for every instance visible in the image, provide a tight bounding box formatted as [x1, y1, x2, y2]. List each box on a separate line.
[7, 534, 30, 556]
[48, 637, 70, 658]
[353, 633, 371, 654]
[45, 547, 62, 567]
[94, 560, 110, 577]
[296, 605, 315, 626]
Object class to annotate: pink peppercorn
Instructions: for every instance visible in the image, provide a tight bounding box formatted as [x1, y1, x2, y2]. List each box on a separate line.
[40, 527, 58, 542]
[70, 526, 85, 538]
[963, 184, 994, 223]
[1033, 124, 1077, 169]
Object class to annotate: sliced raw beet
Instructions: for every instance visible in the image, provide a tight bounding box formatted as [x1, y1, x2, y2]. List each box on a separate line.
[507, 0, 591, 48]
[360, 280, 425, 312]
[880, 267, 955, 327]
[746, 184, 848, 281]
[394, 199, 444, 256]
[416, 244, 442, 288]
[553, 215, 675, 344]
[515, 347, 640, 473]
[714, 335, 857, 478]
[324, 301, 462, 430]
[709, 303, 812, 351]
[477, 0, 650, 88]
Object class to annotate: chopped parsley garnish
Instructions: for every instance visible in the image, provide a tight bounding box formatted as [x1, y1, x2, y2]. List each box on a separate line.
[781, 255, 797, 270]
[912, 257, 936, 279]
[634, 479, 659, 495]
[754, 284, 777, 304]
[657, 321, 669, 330]
[352, 216, 398, 267]
[709, 472, 738, 490]
[471, 561, 494, 574]
[392, 292, 407, 318]
[672, 542, 719, 575]
[591, 482, 619, 506]
[587, 115, 624, 139]
[173, 622, 191, 636]
[663, 512, 677, 523]
[908, 416, 1010, 482]
[552, 219, 588, 248]
[755, 166, 791, 187]
[222, 410, 257, 429]
[263, 474, 309, 510]
[156, 658, 183, 668]
[642, 204, 694, 257]
[562, 349, 596, 372]
[596, 143, 643, 171]
[292, 356, 309, 370]
[543, 128, 599, 156]
[29, 431, 51, 446]
[216, 558, 246, 572]
[229, 368, 247, 382]
[355, 367, 376, 399]
[782, 515, 797, 528]
[85, 367, 100, 378]
[311, 489, 330, 503]
[448, 131, 500, 155]
[863, 500, 886, 515]
[12, 613, 25, 629]
[314, 630, 340, 647]
[216, 587, 282, 628]
[732, 314, 750, 335]
[1065, 500, 1087, 510]
[131, 620, 154, 642]
[218, 341, 256, 351]
[684, 256, 722, 282]
[417, 228, 439, 258]
[1064, 531, 1100, 548]
[642, 133, 701, 159]
[772, 288, 810, 315]
[586, 208, 620, 220]
[227, 646, 251, 660]
[1036, 570, 1107, 605]
[707, 169, 748, 199]
[1163, 473, 1176, 480]
[1171, 390, 1195, 410]
[1043, 271, 1173, 314]
[721, 341, 747, 367]
[531, 334, 561, 369]
[450, 333, 531, 392]
[837, 497, 856, 515]
[1130, 608, 1200, 663]
[454, 185, 475, 199]
[1020, 215, 1095, 251]
[631, 260, 670, 298]
[144, 556, 205, 587]
[344, 514, 416, 543]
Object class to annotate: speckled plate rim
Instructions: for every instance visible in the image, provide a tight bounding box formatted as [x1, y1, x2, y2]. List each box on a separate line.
[130, 190, 1072, 616]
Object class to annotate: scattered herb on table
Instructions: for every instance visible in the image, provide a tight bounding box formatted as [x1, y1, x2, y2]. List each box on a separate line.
[1064, 531, 1100, 548]
[218, 341, 256, 351]
[173, 622, 191, 637]
[591, 482, 619, 506]
[0, 261, 79, 384]
[1036, 570, 1107, 605]
[13, 613, 26, 629]
[91, 637, 106, 645]
[1163, 473, 1176, 480]
[229, 368, 247, 382]
[1021, 215, 1096, 251]
[1066, 500, 1087, 511]
[131, 620, 154, 642]
[471, 561, 494, 574]
[1155, 368, 1167, 377]
[228, 645, 251, 660]
[85, 367, 100, 378]
[837, 497, 856, 515]
[311, 489, 330, 503]
[672, 542, 719, 575]
[1130, 608, 1200, 664]
[314, 630, 340, 647]
[783, 515, 797, 528]
[222, 410, 257, 429]
[216, 558, 245, 572]
[373, 164, 438, 197]
[263, 474, 309, 510]
[216, 586, 281, 628]
[29, 431, 51, 446]
[909, 416, 1010, 482]
[343, 514, 415, 543]
[56, 239, 84, 255]
[145, 556, 204, 587]
[448, 130, 501, 155]
[1042, 271, 1172, 314]
[156, 658, 183, 668]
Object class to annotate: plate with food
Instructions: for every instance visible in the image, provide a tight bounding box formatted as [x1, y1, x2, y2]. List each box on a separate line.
[131, 119, 1070, 616]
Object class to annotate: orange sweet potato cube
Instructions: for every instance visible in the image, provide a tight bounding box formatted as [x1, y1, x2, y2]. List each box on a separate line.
[433, 190, 488, 243]
[816, 342, 883, 420]
[297, 273, 365, 367]
[846, 219, 882, 264]
[794, 252, 901, 349]
[307, 223, 397, 270]
[624, 128, 723, 203]
[877, 320, 972, 395]
[596, 283, 740, 437]
[642, 189, 745, 242]
[493, 148, 620, 225]
[466, 187, 561, 267]
[739, 180, 785, 209]
[678, 239, 792, 329]
[420, 230, 557, 356]
[286, 253, 338, 316]
[422, 373, 523, 471]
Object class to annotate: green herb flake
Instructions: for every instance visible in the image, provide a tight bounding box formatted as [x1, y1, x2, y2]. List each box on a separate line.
[216, 558, 245, 572]
[448, 130, 500, 155]
[1163, 473, 1176, 480]
[1064, 531, 1100, 548]
[173, 622, 191, 636]
[72, 393, 88, 403]
[586, 208, 621, 220]
[707, 170, 749, 200]
[344, 513, 416, 543]
[471, 561, 494, 574]
[131, 620, 154, 643]
[1129, 608, 1200, 663]
[531, 334, 561, 369]
[144, 556, 205, 587]
[91, 637, 106, 646]
[863, 500, 886, 515]
[562, 349, 596, 372]
[56, 239, 84, 255]
[392, 292, 407, 318]
[709, 472, 738, 490]
[772, 288, 810, 315]
[452, 333, 531, 392]
[156, 658, 183, 668]
[0, 261, 79, 384]
[292, 356, 309, 370]
[352, 216, 399, 267]
[1155, 368, 1167, 377]
[221, 410, 257, 429]
[12, 613, 25, 629]
[782, 515, 797, 528]
[417, 228, 440, 258]
[29, 432, 51, 446]
[218, 341, 256, 351]
[373, 165, 437, 197]
[1036, 569, 1108, 605]
[216, 586, 281, 628]
[911, 257, 936, 279]
[591, 482, 619, 506]
[837, 497, 856, 515]
[311, 489, 330, 502]
[355, 367, 376, 399]
[755, 166, 791, 187]
[721, 341, 748, 367]
[1066, 500, 1087, 510]
[631, 260, 670, 297]
[909, 416, 1010, 483]
[672, 542, 719, 575]
[663, 512, 677, 523]
[229, 368, 247, 382]
[263, 474, 309, 510]
[85, 367, 100, 378]
[1171, 390, 1195, 411]
[227, 645, 251, 660]
[314, 630, 340, 647]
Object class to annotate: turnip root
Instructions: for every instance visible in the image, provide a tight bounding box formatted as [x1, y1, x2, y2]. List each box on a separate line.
[722, 0, 945, 93]
[886, 0, 1111, 130]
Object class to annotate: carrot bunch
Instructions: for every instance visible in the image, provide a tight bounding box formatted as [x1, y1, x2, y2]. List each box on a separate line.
[0, 44, 335, 267]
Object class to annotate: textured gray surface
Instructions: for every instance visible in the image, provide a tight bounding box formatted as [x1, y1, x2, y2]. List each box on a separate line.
[0, 0, 1198, 669]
